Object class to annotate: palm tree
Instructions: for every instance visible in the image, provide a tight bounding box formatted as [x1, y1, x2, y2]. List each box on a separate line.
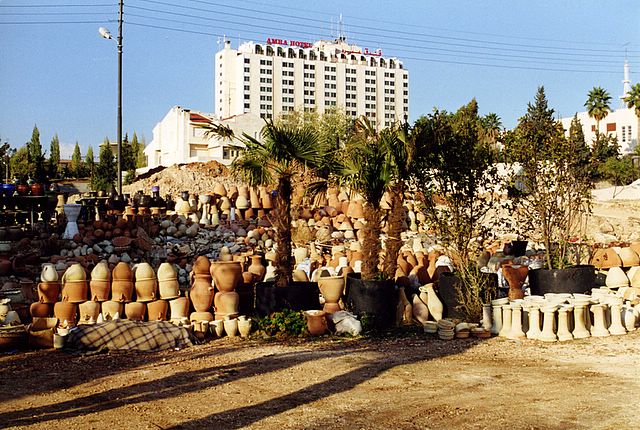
[480, 113, 503, 146]
[206, 120, 321, 288]
[585, 86, 612, 137]
[624, 83, 640, 147]
[341, 117, 392, 279]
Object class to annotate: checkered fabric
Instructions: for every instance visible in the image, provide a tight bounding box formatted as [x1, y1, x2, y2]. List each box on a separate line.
[65, 320, 194, 352]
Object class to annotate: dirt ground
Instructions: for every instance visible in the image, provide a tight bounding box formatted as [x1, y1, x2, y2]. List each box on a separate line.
[1, 329, 639, 430]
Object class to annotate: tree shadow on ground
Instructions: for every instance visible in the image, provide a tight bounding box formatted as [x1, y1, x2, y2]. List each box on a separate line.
[0, 341, 245, 403]
[0, 334, 477, 428]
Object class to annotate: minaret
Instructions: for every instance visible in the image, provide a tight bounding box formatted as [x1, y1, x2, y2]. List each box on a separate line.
[621, 58, 631, 106]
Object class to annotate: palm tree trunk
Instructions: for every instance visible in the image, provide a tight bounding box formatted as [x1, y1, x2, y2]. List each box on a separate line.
[383, 183, 403, 279]
[362, 203, 383, 279]
[274, 176, 293, 288]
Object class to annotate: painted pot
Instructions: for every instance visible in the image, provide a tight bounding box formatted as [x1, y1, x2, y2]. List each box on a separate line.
[304, 310, 327, 336]
[125, 302, 146, 321]
[30, 302, 53, 318]
[37, 282, 60, 303]
[190, 276, 215, 312]
[62, 280, 88, 303]
[147, 300, 168, 321]
[54, 302, 77, 326]
[210, 261, 242, 292]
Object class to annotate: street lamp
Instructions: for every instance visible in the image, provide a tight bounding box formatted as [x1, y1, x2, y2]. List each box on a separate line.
[98, 0, 123, 195]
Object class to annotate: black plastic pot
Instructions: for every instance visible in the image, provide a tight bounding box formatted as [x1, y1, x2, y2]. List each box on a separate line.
[345, 273, 396, 330]
[437, 272, 499, 320]
[528, 265, 595, 296]
[503, 240, 528, 257]
[254, 281, 320, 316]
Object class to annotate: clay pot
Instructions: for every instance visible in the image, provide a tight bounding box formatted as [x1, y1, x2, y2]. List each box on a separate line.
[79, 301, 101, 323]
[590, 248, 622, 269]
[223, 318, 239, 337]
[89, 279, 111, 302]
[169, 297, 190, 320]
[38, 282, 60, 303]
[210, 261, 242, 292]
[190, 311, 214, 322]
[30, 302, 53, 318]
[618, 247, 640, 267]
[54, 302, 77, 326]
[102, 301, 123, 319]
[158, 262, 178, 281]
[113, 262, 133, 280]
[238, 316, 252, 337]
[304, 310, 327, 336]
[318, 276, 345, 303]
[190, 276, 215, 312]
[62, 280, 88, 303]
[111, 280, 134, 302]
[41, 263, 59, 282]
[503, 265, 529, 300]
[147, 300, 168, 321]
[62, 263, 87, 282]
[125, 302, 146, 321]
[214, 291, 240, 315]
[192, 256, 211, 276]
[248, 255, 266, 281]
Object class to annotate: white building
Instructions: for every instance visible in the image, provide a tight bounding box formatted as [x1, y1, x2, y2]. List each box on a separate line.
[560, 61, 638, 154]
[215, 36, 409, 128]
[144, 106, 263, 169]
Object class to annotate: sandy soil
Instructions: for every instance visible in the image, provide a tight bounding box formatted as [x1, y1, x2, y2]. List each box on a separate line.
[1, 329, 639, 430]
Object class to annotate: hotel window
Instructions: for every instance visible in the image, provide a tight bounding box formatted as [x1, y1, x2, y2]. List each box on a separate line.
[244, 76, 250, 82]
[244, 58, 250, 64]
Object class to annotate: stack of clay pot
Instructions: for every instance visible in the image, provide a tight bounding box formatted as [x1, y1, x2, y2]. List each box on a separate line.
[189, 256, 215, 322]
[53, 263, 89, 327]
[30, 264, 59, 320]
[157, 262, 190, 324]
[125, 263, 153, 321]
[211, 260, 242, 320]
[317, 274, 344, 314]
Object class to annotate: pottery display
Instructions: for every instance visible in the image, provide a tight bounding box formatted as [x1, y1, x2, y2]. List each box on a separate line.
[158, 262, 180, 299]
[237, 316, 252, 337]
[318, 275, 345, 313]
[61, 280, 88, 303]
[412, 294, 429, 325]
[30, 302, 53, 318]
[420, 283, 443, 321]
[41, 264, 59, 282]
[102, 301, 123, 320]
[190, 275, 215, 312]
[214, 291, 240, 316]
[112, 262, 134, 302]
[169, 297, 190, 321]
[247, 255, 266, 282]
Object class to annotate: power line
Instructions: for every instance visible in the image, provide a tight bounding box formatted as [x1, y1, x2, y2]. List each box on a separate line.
[0, 20, 108, 24]
[0, 3, 114, 7]
[125, 20, 630, 75]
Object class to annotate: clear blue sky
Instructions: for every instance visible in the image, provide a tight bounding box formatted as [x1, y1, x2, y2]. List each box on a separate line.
[1, 0, 639, 159]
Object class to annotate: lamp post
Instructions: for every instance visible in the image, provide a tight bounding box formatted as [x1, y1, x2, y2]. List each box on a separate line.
[98, 0, 123, 195]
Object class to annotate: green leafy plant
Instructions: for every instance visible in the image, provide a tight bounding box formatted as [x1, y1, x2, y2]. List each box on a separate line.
[255, 309, 307, 337]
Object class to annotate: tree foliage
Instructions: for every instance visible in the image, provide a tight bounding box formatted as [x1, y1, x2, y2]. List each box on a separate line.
[10, 146, 30, 182]
[27, 125, 46, 183]
[585, 86, 611, 135]
[70, 142, 84, 179]
[92, 139, 116, 192]
[48, 134, 61, 179]
[505, 87, 592, 269]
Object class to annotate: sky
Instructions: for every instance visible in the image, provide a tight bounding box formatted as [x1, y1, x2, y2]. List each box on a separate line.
[1, 0, 639, 159]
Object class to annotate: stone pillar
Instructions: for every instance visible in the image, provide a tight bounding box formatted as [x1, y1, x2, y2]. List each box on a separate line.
[590, 304, 610, 337]
[539, 306, 558, 342]
[526, 305, 542, 340]
[482, 304, 492, 331]
[557, 305, 573, 341]
[498, 305, 512, 338]
[507, 302, 526, 339]
[491, 304, 502, 335]
[608, 300, 627, 335]
[572, 302, 590, 339]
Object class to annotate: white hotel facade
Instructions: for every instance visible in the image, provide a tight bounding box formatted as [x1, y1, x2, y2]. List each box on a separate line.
[144, 37, 409, 169]
[215, 37, 409, 128]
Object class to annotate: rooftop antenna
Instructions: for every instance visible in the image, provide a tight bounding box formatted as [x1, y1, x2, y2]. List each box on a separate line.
[338, 14, 345, 42]
[621, 43, 631, 107]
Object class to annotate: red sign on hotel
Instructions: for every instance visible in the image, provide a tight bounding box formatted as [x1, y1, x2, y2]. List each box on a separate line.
[266, 38, 313, 49]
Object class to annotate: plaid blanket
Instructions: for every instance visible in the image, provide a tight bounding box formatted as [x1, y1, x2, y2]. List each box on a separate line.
[65, 320, 194, 352]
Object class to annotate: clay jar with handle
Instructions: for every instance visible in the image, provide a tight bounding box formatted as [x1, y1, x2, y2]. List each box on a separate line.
[54, 302, 77, 326]
[134, 262, 158, 302]
[30, 302, 53, 318]
[79, 301, 101, 323]
[214, 291, 240, 316]
[38, 281, 60, 303]
[247, 255, 266, 282]
[210, 261, 242, 293]
[90, 261, 111, 302]
[41, 263, 59, 282]
[190, 274, 215, 312]
[192, 255, 211, 276]
[147, 300, 168, 321]
[158, 262, 180, 299]
[125, 302, 146, 321]
[112, 262, 134, 302]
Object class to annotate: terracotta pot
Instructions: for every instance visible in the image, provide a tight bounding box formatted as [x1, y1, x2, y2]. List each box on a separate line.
[192, 256, 211, 276]
[54, 302, 77, 326]
[223, 318, 239, 337]
[210, 261, 242, 292]
[30, 302, 52, 318]
[112, 262, 133, 281]
[101, 301, 123, 319]
[304, 310, 327, 336]
[159, 279, 180, 300]
[79, 301, 101, 323]
[111, 280, 134, 302]
[89, 279, 111, 302]
[30, 183, 44, 196]
[190, 276, 215, 312]
[214, 291, 240, 315]
[190, 311, 214, 322]
[157, 262, 178, 281]
[318, 276, 345, 303]
[147, 300, 168, 321]
[169, 297, 190, 320]
[62, 280, 88, 303]
[91, 261, 111, 281]
[238, 317, 252, 337]
[125, 302, 147, 321]
[38, 282, 60, 303]
[503, 265, 529, 301]
[135, 278, 158, 302]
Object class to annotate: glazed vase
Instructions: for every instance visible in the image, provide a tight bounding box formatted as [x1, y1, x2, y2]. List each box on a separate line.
[210, 261, 242, 292]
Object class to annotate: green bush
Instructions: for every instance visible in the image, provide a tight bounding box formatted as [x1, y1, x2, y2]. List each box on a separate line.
[254, 309, 307, 337]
